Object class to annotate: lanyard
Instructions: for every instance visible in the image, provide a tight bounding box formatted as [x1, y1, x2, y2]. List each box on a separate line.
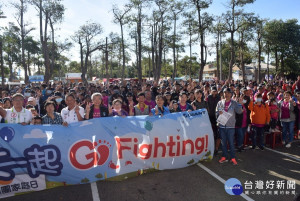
[11, 107, 26, 123]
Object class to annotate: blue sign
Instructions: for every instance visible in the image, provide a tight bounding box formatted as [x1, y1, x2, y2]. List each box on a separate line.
[29, 75, 44, 82]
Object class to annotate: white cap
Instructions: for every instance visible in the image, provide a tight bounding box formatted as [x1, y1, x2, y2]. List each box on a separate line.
[28, 97, 35, 102]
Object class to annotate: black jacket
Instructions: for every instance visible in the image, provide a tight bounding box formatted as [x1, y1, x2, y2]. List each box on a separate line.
[207, 94, 221, 118]
[88, 105, 109, 119]
[235, 96, 251, 127]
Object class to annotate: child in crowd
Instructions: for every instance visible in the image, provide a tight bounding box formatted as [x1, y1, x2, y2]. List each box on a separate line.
[32, 116, 42, 125]
[169, 100, 180, 113]
[268, 98, 280, 132]
[110, 99, 128, 117]
[131, 92, 151, 116]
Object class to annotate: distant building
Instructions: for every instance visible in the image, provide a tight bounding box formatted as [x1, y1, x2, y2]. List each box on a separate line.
[202, 62, 276, 80]
[203, 64, 217, 80]
[65, 73, 84, 83]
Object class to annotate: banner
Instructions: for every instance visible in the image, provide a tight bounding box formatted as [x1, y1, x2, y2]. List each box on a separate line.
[0, 109, 214, 198]
[29, 75, 44, 82]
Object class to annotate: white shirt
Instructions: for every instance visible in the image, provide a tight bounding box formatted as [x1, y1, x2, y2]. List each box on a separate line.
[5, 107, 32, 124]
[61, 106, 84, 124]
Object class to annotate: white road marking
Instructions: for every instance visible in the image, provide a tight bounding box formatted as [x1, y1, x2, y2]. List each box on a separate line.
[91, 182, 100, 201]
[197, 163, 254, 201]
[265, 147, 300, 162]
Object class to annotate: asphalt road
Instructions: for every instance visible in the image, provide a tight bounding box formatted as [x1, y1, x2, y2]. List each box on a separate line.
[4, 141, 300, 201]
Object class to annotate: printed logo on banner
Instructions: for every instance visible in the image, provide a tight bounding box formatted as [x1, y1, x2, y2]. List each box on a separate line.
[69, 139, 118, 170]
[0, 127, 15, 142]
[115, 135, 209, 160]
[225, 178, 244, 195]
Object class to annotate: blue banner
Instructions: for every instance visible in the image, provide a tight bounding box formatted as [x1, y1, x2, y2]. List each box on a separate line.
[29, 75, 44, 82]
[0, 109, 214, 198]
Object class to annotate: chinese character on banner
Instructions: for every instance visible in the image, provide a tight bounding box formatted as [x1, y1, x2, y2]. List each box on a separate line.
[10, 184, 21, 192]
[0, 145, 62, 182]
[276, 180, 285, 190]
[287, 180, 296, 190]
[255, 180, 264, 190]
[244, 180, 253, 190]
[0, 148, 28, 181]
[23, 144, 63, 178]
[30, 181, 38, 189]
[266, 180, 275, 189]
[21, 182, 30, 190]
[1, 185, 11, 194]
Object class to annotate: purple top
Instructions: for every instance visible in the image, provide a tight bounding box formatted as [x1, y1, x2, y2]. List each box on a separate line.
[111, 109, 128, 117]
[281, 101, 290, 119]
[224, 100, 231, 112]
[242, 105, 248, 128]
[145, 100, 156, 109]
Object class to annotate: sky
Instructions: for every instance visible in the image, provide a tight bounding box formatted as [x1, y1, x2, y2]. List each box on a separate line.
[0, 0, 300, 75]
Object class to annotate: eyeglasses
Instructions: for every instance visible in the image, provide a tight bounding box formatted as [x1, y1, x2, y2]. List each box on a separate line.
[13, 99, 24, 102]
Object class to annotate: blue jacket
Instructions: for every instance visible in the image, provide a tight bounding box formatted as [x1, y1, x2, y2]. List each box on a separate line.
[151, 106, 170, 116]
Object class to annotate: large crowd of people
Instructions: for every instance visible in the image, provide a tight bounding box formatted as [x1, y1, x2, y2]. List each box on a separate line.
[0, 76, 300, 166]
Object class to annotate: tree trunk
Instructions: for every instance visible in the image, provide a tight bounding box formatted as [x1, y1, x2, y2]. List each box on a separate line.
[275, 48, 278, 72]
[137, 8, 142, 83]
[189, 27, 193, 79]
[216, 33, 220, 80]
[43, 11, 51, 83]
[267, 45, 270, 81]
[196, 5, 205, 81]
[258, 37, 262, 82]
[21, 0, 28, 84]
[38, 0, 44, 78]
[172, 16, 177, 80]
[8, 54, 14, 81]
[134, 30, 138, 79]
[152, 25, 156, 80]
[105, 37, 109, 83]
[110, 47, 113, 78]
[157, 24, 163, 82]
[27, 51, 32, 76]
[229, 31, 234, 81]
[241, 32, 245, 82]
[37, 0, 51, 83]
[164, 48, 166, 78]
[0, 39, 4, 87]
[121, 23, 125, 81]
[280, 53, 284, 73]
[148, 52, 151, 79]
[83, 50, 88, 85]
[79, 37, 85, 83]
[228, 3, 236, 81]
[50, 20, 55, 80]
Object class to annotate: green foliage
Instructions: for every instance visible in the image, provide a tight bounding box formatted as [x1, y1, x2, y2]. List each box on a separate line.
[1, 0, 300, 81]
[264, 19, 300, 77]
[81, 178, 90, 183]
[177, 55, 200, 78]
[95, 173, 103, 179]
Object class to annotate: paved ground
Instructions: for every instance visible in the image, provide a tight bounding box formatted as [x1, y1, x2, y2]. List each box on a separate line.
[4, 141, 300, 201]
